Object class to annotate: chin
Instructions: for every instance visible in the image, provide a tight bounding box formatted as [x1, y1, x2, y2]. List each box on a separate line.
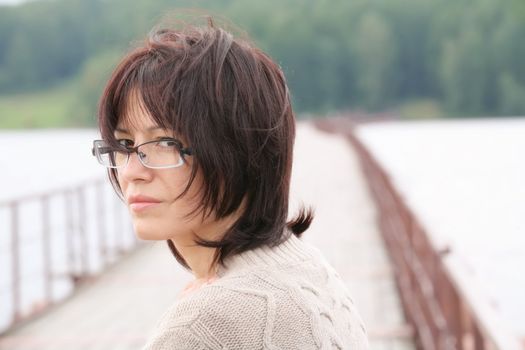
[134, 228, 154, 241]
[133, 221, 163, 241]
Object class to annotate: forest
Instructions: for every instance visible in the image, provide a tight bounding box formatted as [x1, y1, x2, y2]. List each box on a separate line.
[0, 0, 524, 127]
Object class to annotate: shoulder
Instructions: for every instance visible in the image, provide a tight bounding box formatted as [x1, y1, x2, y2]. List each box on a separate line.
[144, 266, 368, 349]
[142, 276, 275, 350]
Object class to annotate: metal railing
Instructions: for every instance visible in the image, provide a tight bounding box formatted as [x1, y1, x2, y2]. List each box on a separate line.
[0, 178, 139, 335]
[315, 118, 522, 350]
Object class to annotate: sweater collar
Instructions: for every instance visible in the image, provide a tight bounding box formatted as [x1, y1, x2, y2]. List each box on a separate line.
[216, 233, 316, 278]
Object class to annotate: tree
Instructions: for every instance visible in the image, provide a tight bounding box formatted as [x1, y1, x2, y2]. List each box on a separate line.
[354, 11, 396, 109]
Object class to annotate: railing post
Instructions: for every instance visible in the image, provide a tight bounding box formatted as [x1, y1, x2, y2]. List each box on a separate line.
[10, 202, 21, 323]
[65, 190, 77, 283]
[96, 180, 107, 268]
[77, 187, 88, 276]
[41, 195, 52, 305]
[114, 194, 123, 254]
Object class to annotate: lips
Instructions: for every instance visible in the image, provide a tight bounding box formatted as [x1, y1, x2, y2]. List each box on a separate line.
[127, 194, 162, 212]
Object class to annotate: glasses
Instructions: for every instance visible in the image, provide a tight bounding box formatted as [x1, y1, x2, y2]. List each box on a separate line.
[92, 138, 193, 169]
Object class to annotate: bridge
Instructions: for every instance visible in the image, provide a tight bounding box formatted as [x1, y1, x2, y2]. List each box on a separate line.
[0, 119, 522, 349]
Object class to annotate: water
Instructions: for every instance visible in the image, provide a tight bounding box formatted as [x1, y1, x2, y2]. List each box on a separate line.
[356, 118, 525, 338]
[0, 129, 134, 334]
[0, 129, 102, 201]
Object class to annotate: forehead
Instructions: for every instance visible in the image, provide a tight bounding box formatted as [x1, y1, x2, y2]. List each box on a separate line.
[115, 114, 158, 135]
[116, 89, 161, 133]
[113, 89, 190, 143]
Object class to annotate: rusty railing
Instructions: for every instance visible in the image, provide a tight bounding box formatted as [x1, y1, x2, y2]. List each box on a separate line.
[315, 118, 521, 350]
[0, 178, 138, 335]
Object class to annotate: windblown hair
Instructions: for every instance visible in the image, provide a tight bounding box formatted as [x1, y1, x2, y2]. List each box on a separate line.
[98, 17, 313, 269]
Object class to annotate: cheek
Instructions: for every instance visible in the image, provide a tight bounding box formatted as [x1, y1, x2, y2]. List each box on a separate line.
[164, 176, 203, 219]
[162, 167, 199, 201]
[133, 196, 202, 241]
[133, 170, 204, 240]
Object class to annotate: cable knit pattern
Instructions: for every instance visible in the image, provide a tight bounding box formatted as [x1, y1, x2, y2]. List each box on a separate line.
[142, 234, 369, 349]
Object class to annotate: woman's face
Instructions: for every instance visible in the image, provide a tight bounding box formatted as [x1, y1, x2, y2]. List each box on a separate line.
[114, 106, 213, 242]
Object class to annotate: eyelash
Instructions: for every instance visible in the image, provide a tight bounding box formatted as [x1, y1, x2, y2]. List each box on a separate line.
[116, 137, 176, 147]
[117, 139, 133, 147]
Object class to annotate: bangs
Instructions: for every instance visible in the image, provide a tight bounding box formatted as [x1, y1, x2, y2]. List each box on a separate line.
[118, 88, 169, 133]
[98, 48, 183, 145]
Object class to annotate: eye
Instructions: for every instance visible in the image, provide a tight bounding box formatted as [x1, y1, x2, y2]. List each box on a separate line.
[156, 138, 178, 148]
[117, 139, 134, 148]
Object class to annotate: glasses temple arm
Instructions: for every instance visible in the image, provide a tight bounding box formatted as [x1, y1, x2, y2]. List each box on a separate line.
[181, 147, 193, 156]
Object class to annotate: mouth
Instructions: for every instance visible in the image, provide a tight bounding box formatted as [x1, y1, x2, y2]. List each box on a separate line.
[127, 194, 162, 213]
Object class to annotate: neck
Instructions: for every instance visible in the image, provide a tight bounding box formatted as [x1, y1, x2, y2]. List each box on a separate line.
[174, 240, 218, 279]
[170, 210, 241, 280]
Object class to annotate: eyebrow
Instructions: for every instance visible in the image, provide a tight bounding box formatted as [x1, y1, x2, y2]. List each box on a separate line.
[115, 126, 165, 133]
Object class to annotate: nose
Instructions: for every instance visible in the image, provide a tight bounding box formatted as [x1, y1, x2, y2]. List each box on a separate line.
[118, 151, 153, 183]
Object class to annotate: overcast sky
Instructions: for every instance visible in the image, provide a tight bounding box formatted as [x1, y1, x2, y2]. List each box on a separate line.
[0, 0, 31, 5]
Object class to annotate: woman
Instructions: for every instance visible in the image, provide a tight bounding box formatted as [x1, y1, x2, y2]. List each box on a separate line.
[92, 17, 368, 349]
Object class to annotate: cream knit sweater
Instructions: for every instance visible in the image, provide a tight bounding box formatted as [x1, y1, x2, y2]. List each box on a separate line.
[142, 234, 369, 349]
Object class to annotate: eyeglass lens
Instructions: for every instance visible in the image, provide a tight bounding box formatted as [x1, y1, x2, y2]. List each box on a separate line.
[94, 140, 182, 168]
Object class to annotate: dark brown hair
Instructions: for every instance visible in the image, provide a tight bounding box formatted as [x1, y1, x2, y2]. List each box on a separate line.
[98, 17, 313, 270]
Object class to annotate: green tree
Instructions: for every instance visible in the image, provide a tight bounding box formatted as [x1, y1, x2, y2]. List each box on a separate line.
[354, 11, 396, 109]
[1, 0, 525, 120]
[69, 50, 122, 126]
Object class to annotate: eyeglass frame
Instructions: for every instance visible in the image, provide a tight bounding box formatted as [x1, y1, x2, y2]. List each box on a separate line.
[92, 138, 193, 169]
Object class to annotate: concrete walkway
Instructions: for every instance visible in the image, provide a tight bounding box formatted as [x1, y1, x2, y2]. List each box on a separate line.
[292, 123, 414, 349]
[0, 122, 414, 349]
[0, 243, 193, 350]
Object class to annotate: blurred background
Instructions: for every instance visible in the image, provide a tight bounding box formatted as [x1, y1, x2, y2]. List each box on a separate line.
[0, 0, 524, 349]
[1, 0, 525, 126]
